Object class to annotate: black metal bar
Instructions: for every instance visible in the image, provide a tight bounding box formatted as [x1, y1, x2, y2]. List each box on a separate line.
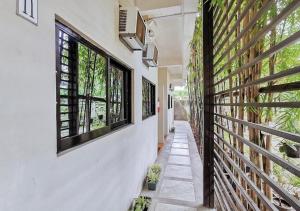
[214, 0, 274, 67]
[213, 7, 223, 31]
[214, 0, 300, 75]
[214, 131, 300, 210]
[214, 158, 260, 211]
[214, 122, 300, 177]
[213, 0, 257, 53]
[214, 164, 248, 211]
[215, 184, 226, 211]
[214, 144, 278, 211]
[203, 0, 214, 208]
[213, 0, 242, 47]
[215, 113, 300, 143]
[214, 168, 239, 211]
[213, 0, 235, 41]
[259, 81, 300, 93]
[214, 66, 300, 96]
[213, 102, 300, 108]
[214, 30, 300, 86]
[214, 175, 233, 211]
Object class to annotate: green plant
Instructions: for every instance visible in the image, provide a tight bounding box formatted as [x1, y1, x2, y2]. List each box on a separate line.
[279, 140, 299, 153]
[150, 164, 161, 175]
[147, 169, 159, 184]
[133, 196, 150, 211]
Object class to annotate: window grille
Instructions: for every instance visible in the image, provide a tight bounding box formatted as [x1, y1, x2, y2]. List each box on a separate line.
[142, 77, 156, 119]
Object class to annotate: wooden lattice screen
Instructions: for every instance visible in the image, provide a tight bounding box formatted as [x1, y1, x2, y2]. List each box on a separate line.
[198, 0, 300, 210]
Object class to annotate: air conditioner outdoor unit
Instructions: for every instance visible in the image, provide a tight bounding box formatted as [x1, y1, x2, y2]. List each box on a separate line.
[142, 43, 158, 67]
[119, 7, 146, 51]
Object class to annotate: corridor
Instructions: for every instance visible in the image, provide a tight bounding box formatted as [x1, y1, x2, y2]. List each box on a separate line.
[142, 121, 211, 211]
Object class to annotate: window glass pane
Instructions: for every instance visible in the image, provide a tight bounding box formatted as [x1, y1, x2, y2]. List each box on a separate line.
[92, 55, 106, 99]
[110, 66, 124, 123]
[77, 43, 107, 132]
[90, 100, 106, 130]
[78, 98, 88, 134]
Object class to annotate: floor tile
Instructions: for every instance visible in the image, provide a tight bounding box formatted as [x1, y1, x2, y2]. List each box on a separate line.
[174, 136, 187, 139]
[173, 138, 188, 144]
[170, 148, 189, 156]
[159, 179, 195, 202]
[155, 203, 197, 211]
[164, 165, 192, 179]
[172, 143, 188, 149]
[174, 133, 187, 136]
[168, 155, 191, 165]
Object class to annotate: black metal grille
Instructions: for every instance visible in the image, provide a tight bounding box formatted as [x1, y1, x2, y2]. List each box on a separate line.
[188, 0, 300, 210]
[142, 77, 156, 119]
[210, 0, 300, 210]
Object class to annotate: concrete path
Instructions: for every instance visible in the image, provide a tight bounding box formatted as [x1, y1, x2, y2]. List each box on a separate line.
[142, 121, 213, 211]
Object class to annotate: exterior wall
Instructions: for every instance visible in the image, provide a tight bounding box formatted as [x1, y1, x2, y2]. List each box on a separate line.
[157, 68, 167, 142]
[0, 0, 158, 211]
[167, 79, 174, 132]
[157, 72, 164, 143]
[157, 68, 175, 142]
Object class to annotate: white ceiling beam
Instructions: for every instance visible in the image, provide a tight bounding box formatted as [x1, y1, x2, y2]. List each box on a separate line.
[135, 0, 182, 11]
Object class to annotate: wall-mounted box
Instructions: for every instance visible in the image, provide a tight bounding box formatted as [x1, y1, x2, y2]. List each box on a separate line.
[119, 7, 146, 51]
[143, 43, 158, 67]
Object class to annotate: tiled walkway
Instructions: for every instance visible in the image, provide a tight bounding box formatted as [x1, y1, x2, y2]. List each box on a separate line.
[142, 121, 212, 211]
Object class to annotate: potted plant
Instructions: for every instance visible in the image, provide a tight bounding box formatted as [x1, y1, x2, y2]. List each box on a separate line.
[130, 196, 151, 211]
[147, 169, 159, 191]
[279, 140, 300, 158]
[273, 197, 293, 211]
[150, 164, 161, 175]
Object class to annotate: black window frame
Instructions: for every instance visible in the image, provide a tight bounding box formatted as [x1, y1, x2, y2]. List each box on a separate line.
[56, 21, 132, 153]
[142, 77, 156, 120]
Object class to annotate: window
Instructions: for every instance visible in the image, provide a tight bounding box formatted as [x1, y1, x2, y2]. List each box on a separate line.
[56, 22, 131, 152]
[168, 95, 170, 109]
[142, 78, 156, 119]
[171, 96, 173, 108]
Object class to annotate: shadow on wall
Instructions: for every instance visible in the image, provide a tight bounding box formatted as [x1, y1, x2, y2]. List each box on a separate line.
[174, 100, 189, 121]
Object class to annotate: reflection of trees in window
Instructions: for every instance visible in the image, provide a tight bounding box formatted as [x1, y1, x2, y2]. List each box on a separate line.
[78, 44, 107, 133]
[142, 78, 155, 119]
[110, 67, 124, 124]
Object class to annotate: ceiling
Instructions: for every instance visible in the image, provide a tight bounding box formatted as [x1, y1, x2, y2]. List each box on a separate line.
[136, 0, 198, 86]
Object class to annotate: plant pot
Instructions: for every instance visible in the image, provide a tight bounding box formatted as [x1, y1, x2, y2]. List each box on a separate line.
[130, 196, 151, 211]
[273, 197, 293, 211]
[285, 144, 300, 158]
[147, 182, 157, 191]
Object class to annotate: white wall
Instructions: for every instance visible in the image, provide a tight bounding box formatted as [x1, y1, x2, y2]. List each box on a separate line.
[167, 80, 174, 132]
[157, 68, 174, 141]
[0, 0, 158, 210]
[157, 68, 167, 143]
